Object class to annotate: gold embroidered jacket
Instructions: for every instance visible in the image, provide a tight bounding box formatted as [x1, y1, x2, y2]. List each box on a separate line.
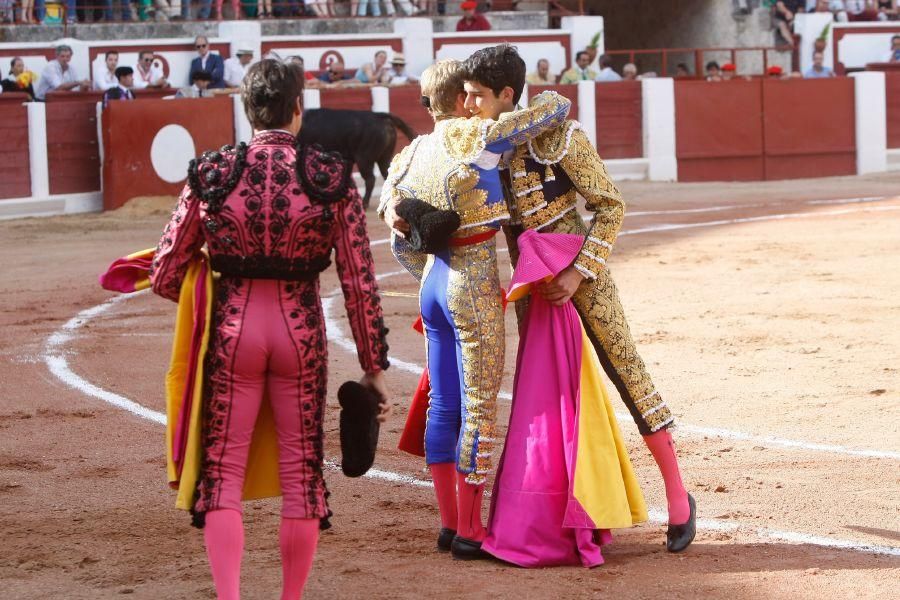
[505, 120, 624, 279]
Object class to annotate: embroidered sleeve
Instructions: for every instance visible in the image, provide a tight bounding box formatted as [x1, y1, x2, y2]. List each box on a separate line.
[333, 186, 390, 373]
[558, 129, 625, 279]
[441, 91, 571, 163]
[149, 186, 205, 302]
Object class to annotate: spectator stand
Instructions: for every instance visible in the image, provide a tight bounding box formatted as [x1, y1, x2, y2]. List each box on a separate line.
[795, 11, 900, 74]
[604, 46, 795, 80]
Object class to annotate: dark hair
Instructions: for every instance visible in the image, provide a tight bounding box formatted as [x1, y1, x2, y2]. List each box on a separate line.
[105, 50, 119, 59]
[9, 56, 22, 74]
[115, 66, 133, 79]
[892, 34, 900, 43]
[240, 59, 305, 130]
[705, 60, 720, 71]
[191, 69, 212, 83]
[599, 54, 614, 68]
[461, 44, 526, 104]
[576, 50, 590, 62]
[139, 50, 154, 60]
[676, 62, 689, 71]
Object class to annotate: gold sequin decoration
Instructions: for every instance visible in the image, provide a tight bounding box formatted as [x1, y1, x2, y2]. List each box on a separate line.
[446, 240, 504, 482]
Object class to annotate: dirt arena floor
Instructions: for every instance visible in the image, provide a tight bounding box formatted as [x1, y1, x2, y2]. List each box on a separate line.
[1, 172, 899, 599]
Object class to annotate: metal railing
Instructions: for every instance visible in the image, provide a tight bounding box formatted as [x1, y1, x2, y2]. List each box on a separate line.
[604, 46, 795, 78]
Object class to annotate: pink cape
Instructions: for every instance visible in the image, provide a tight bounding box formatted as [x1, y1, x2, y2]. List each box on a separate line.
[483, 231, 646, 568]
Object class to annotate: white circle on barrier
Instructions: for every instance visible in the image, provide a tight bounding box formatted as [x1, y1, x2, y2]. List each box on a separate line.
[150, 125, 196, 184]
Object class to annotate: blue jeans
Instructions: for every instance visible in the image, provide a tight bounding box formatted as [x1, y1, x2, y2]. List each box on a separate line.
[103, 0, 132, 20]
[358, 0, 381, 16]
[198, 0, 211, 18]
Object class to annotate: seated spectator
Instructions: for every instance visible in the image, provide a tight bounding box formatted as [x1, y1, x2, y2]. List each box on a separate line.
[526, 58, 554, 85]
[103, 67, 136, 108]
[34, 45, 91, 101]
[94, 50, 119, 92]
[885, 34, 900, 61]
[379, 54, 419, 85]
[773, 1, 805, 48]
[561, 51, 599, 83]
[594, 54, 622, 82]
[456, 1, 491, 32]
[622, 63, 638, 80]
[175, 70, 214, 98]
[844, 0, 879, 19]
[318, 61, 354, 84]
[675, 63, 691, 77]
[721, 62, 737, 80]
[705, 60, 722, 81]
[804, 50, 834, 77]
[877, 0, 898, 20]
[2, 57, 37, 99]
[224, 47, 254, 88]
[133, 50, 169, 90]
[355, 50, 388, 84]
[767, 64, 785, 78]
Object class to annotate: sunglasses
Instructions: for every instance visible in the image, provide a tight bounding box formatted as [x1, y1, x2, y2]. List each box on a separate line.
[420, 96, 431, 109]
[142, 58, 153, 63]
[195, 44, 207, 49]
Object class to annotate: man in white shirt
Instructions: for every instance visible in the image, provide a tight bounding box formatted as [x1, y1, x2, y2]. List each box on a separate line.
[223, 47, 254, 89]
[133, 50, 168, 90]
[35, 44, 91, 101]
[94, 50, 119, 91]
[885, 34, 900, 62]
[594, 54, 622, 82]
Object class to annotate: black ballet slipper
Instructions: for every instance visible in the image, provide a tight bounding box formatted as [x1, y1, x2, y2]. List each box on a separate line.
[450, 535, 489, 560]
[338, 381, 381, 478]
[666, 493, 696, 553]
[437, 527, 456, 552]
[395, 197, 461, 254]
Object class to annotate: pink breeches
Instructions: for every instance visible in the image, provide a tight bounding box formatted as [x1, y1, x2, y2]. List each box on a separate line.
[195, 277, 329, 520]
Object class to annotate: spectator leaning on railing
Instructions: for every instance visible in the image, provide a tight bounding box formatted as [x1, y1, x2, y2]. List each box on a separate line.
[560, 50, 599, 83]
[622, 63, 638, 80]
[35, 45, 91, 101]
[355, 50, 388, 84]
[526, 58, 553, 84]
[134, 50, 169, 89]
[224, 47, 254, 88]
[886, 34, 900, 61]
[175, 69, 213, 98]
[705, 60, 722, 81]
[379, 53, 418, 85]
[595, 54, 622, 82]
[2, 57, 37, 99]
[94, 50, 120, 91]
[102, 66, 135, 108]
[803, 50, 834, 77]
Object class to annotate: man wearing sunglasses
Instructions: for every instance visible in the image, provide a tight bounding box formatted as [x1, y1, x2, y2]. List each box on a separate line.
[133, 50, 169, 90]
[189, 36, 225, 89]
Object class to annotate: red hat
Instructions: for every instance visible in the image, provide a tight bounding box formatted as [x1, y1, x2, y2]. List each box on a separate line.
[721, 63, 736, 72]
[767, 65, 783, 75]
[461, 1, 477, 9]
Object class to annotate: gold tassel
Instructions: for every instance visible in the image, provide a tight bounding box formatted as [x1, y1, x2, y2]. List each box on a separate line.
[544, 164, 555, 182]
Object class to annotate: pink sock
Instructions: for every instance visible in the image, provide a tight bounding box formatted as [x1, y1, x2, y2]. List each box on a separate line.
[204, 509, 244, 600]
[644, 429, 691, 525]
[429, 463, 458, 530]
[456, 472, 486, 541]
[279, 518, 319, 600]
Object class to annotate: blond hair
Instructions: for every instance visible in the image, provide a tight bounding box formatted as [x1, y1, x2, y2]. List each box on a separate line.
[420, 59, 465, 120]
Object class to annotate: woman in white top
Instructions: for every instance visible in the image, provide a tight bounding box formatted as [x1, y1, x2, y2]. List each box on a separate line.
[355, 50, 388, 84]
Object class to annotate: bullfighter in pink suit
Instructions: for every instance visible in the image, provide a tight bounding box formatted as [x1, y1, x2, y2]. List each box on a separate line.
[149, 60, 390, 600]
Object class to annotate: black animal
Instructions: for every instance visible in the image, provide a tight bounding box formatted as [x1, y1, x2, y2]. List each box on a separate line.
[299, 109, 416, 209]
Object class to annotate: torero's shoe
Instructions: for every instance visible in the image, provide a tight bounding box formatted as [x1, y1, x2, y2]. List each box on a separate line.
[666, 494, 696, 553]
[437, 528, 456, 552]
[450, 535, 488, 560]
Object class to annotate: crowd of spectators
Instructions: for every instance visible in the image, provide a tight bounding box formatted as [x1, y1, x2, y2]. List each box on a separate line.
[0, 0, 497, 24]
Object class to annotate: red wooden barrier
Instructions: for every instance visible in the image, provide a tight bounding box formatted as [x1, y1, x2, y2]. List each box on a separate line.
[318, 87, 373, 111]
[102, 96, 235, 210]
[887, 72, 900, 149]
[762, 78, 855, 180]
[530, 83, 579, 130]
[675, 78, 856, 182]
[45, 93, 101, 195]
[594, 81, 642, 159]
[0, 102, 31, 200]
[675, 79, 765, 182]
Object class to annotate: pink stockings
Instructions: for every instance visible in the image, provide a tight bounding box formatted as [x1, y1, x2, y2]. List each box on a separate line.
[643, 429, 690, 525]
[428, 463, 486, 541]
[204, 509, 319, 600]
